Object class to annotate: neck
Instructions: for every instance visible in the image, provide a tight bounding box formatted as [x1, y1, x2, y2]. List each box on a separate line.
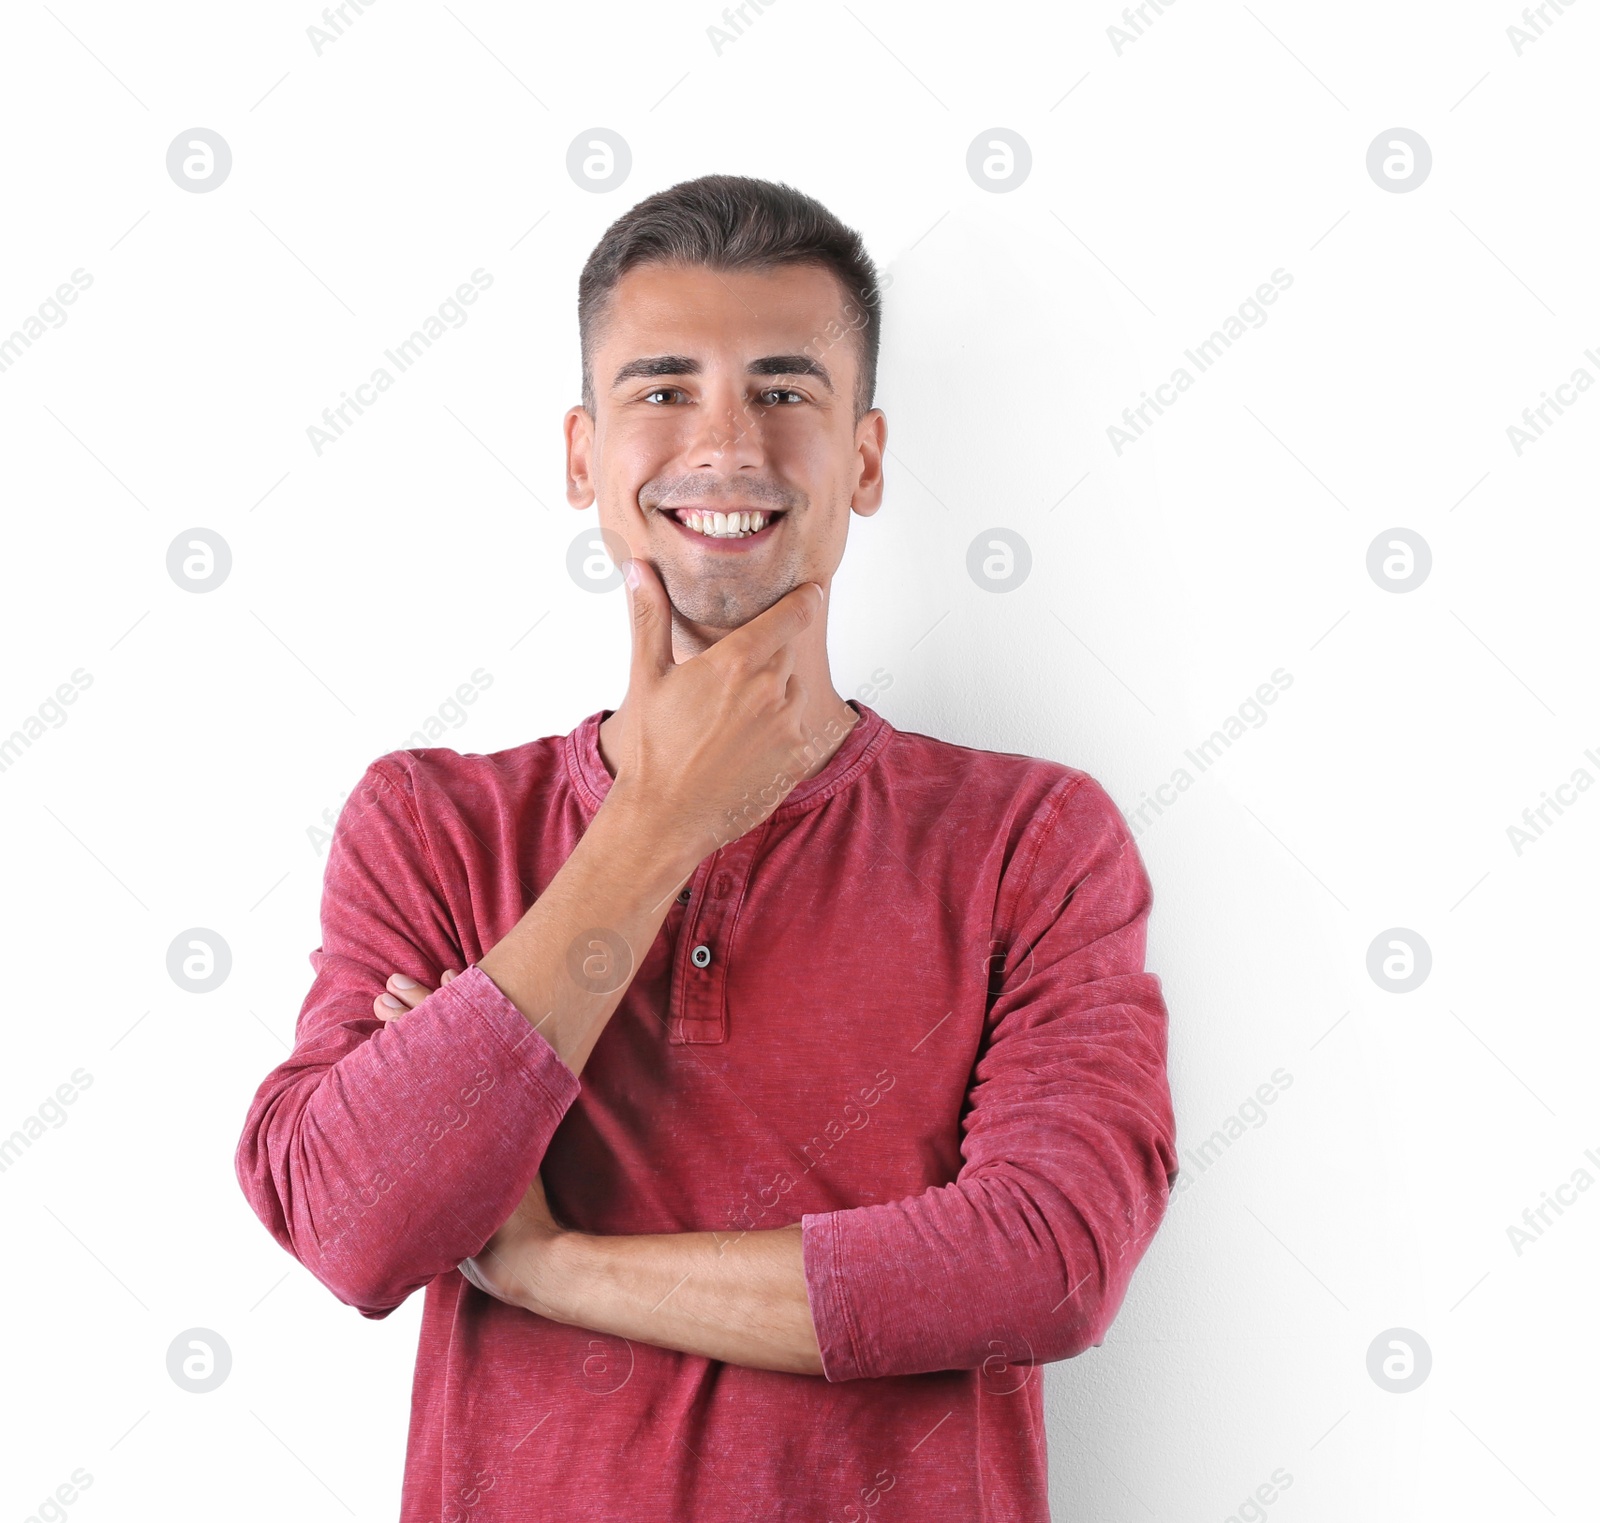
[597, 599, 858, 785]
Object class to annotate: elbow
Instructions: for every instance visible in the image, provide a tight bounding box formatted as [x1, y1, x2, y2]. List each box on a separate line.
[989, 1180, 1166, 1369]
[303, 1218, 411, 1318]
[233, 1126, 408, 1319]
[1026, 1193, 1170, 1365]
[954, 1256, 1128, 1377]
[1026, 1262, 1127, 1364]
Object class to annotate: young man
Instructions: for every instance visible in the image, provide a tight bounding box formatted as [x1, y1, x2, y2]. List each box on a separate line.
[236, 174, 1177, 1521]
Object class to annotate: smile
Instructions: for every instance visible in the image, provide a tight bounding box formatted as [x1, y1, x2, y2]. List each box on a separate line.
[663, 507, 783, 541]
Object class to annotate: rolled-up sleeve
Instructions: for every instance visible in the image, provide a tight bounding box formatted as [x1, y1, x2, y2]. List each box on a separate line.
[233, 756, 580, 1318]
[800, 774, 1177, 1381]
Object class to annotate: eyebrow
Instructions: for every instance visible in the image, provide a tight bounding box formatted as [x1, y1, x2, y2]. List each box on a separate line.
[610, 353, 834, 393]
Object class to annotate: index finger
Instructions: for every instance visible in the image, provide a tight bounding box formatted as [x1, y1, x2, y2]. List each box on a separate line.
[708, 581, 824, 670]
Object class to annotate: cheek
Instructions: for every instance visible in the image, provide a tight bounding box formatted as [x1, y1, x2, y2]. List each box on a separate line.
[600, 416, 687, 494]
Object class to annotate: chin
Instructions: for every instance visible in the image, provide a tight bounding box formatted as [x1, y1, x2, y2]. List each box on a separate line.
[662, 572, 797, 632]
[671, 593, 766, 632]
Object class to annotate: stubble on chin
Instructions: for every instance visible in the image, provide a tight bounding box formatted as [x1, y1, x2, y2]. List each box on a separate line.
[658, 560, 804, 636]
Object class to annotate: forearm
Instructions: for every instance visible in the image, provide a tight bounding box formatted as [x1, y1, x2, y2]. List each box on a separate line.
[523, 1225, 824, 1376]
[476, 790, 693, 1077]
[238, 969, 582, 1315]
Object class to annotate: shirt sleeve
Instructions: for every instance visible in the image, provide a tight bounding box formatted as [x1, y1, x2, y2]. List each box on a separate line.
[233, 756, 581, 1318]
[800, 772, 1177, 1381]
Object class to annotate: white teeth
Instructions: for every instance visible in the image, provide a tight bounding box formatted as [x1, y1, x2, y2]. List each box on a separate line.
[677, 509, 771, 539]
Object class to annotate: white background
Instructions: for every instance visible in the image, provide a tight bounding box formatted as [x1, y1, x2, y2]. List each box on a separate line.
[2, 1, 1595, 1519]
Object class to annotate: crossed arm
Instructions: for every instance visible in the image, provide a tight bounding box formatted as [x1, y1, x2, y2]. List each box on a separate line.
[378, 967, 823, 1375]
[237, 759, 1175, 1386]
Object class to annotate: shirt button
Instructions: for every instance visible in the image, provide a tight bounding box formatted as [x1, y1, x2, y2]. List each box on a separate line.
[690, 944, 712, 968]
[676, 887, 692, 904]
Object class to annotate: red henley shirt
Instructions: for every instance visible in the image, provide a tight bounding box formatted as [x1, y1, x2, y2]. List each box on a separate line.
[235, 701, 1177, 1522]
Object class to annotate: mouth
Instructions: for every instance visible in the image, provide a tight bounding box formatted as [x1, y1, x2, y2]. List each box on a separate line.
[659, 505, 786, 545]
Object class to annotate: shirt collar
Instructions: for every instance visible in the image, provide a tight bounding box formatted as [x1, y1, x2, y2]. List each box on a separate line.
[564, 699, 892, 819]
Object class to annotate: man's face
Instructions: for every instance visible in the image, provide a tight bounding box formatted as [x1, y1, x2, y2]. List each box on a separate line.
[565, 261, 886, 640]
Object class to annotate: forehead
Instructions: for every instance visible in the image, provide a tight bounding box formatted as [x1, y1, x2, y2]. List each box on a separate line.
[596, 260, 856, 359]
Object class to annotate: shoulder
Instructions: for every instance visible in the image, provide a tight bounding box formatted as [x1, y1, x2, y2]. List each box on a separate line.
[874, 718, 1124, 837]
[868, 717, 1143, 917]
[354, 724, 579, 833]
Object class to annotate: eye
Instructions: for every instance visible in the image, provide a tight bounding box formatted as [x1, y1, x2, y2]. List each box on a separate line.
[641, 386, 684, 404]
[760, 387, 806, 405]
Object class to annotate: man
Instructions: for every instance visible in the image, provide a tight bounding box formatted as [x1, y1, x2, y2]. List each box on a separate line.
[235, 174, 1177, 1521]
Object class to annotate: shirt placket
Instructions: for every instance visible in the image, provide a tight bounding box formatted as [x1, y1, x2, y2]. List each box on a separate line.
[667, 824, 766, 1045]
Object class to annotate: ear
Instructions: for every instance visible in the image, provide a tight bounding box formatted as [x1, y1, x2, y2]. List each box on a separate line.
[565, 404, 596, 510]
[851, 408, 887, 519]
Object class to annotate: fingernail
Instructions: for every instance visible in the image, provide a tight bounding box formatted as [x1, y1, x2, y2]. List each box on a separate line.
[380, 994, 404, 1009]
[390, 973, 418, 989]
[622, 558, 641, 588]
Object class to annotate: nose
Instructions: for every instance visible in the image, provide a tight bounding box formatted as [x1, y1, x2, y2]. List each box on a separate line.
[685, 374, 767, 473]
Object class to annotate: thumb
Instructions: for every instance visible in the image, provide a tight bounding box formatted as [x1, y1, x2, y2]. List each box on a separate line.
[622, 556, 674, 680]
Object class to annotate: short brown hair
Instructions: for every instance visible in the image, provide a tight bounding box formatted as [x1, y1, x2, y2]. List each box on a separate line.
[577, 174, 882, 420]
